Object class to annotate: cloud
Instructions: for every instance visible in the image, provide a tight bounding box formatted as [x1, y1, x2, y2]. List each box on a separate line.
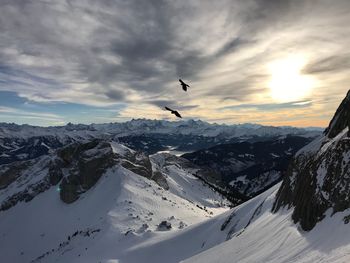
[219, 100, 313, 111]
[0, 0, 350, 126]
[147, 99, 198, 111]
[0, 105, 63, 121]
[104, 89, 126, 101]
[303, 54, 350, 74]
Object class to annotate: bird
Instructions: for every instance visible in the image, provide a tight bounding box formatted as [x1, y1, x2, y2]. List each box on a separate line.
[165, 106, 182, 118]
[179, 79, 190, 92]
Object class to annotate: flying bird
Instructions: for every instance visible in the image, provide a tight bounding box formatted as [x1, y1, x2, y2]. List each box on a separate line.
[165, 106, 182, 118]
[179, 79, 190, 92]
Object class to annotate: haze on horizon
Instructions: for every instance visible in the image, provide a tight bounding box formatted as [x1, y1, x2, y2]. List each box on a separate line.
[1, 0, 350, 128]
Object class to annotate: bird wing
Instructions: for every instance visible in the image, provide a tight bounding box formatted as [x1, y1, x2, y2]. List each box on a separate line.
[165, 106, 173, 112]
[175, 111, 182, 118]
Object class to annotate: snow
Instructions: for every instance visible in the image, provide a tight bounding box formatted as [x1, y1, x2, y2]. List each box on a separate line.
[230, 175, 247, 185]
[110, 141, 134, 156]
[296, 134, 325, 157]
[0, 160, 229, 263]
[229, 171, 281, 197]
[157, 148, 192, 156]
[316, 161, 327, 188]
[318, 128, 348, 157]
[2, 158, 350, 263]
[0, 156, 50, 204]
[183, 186, 350, 263]
[296, 128, 349, 160]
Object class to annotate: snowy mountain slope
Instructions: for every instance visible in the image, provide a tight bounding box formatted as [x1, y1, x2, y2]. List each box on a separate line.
[115, 183, 281, 263]
[181, 90, 350, 263]
[273, 90, 350, 231]
[183, 184, 350, 263]
[0, 141, 230, 263]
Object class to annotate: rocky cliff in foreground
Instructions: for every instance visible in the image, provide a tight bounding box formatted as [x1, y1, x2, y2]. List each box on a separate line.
[273, 90, 350, 231]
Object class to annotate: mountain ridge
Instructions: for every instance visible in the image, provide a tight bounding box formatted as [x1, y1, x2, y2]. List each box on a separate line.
[272, 89, 350, 231]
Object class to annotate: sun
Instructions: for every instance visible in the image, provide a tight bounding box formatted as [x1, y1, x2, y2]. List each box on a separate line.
[268, 55, 315, 102]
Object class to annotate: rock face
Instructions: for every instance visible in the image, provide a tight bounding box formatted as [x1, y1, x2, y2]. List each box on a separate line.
[324, 90, 350, 138]
[0, 157, 55, 211]
[120, 151, 168, 190]
[58, 140, 117, 203]
[273, 90, 350, 231]
[0, 139, 176, 210]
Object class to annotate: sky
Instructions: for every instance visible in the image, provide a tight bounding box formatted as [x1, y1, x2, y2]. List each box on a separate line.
[1, 0, 350, 127]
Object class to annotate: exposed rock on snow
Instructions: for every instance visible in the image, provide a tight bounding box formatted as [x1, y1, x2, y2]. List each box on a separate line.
[157, 221, 172, 231]
[324, 90, 350, 138]
[273, 89, 350, 231]
[58, 140, 116, 203]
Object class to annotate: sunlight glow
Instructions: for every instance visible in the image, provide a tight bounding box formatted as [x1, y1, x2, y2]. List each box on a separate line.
[268, 55, 315, 102]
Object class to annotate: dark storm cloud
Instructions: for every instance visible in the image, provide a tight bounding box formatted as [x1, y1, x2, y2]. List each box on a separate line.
[104, 89, 126, 101]
[0, 0, 261, 104]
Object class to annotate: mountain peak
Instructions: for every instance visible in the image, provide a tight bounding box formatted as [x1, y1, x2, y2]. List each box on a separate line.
[324, 89, 350, 138]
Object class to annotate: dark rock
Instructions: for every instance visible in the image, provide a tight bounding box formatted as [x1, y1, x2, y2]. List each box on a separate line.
[324, 90, 350, 138]
[1, 177, 51, 211]
[121, 151, 169, 190]
[157, 221, 172, 231]
[273, 90, 350, 231]
[58, 140, 117, 204]
[48, 159, 64, 185]
[0, 161, 31, 190]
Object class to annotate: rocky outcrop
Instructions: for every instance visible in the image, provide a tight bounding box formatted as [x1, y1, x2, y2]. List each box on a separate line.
[0, 156, 54, 211]
[0, 139, 172, 210]
[157, 221, 172, 231]
[0, 161, 31, 190]
[273, 90, 350, 231]
[324, 90, 350, 138]
[58, 140, 117, 203]
[1, 178, 52, 211]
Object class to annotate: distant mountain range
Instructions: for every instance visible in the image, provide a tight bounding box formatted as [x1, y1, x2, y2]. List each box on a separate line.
[0, 120, 322, 165]
[0, 119, 322, 139]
